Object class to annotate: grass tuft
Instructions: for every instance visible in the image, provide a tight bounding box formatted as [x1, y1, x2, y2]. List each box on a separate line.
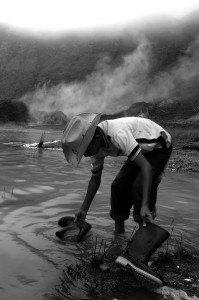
[90, 236, 107, 269]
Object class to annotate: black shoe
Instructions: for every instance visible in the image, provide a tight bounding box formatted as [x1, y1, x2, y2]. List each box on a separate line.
[116, 255, 163, 288]
[56, 216, 92, 242]
[116, 223, 169, 289]
[58, 216, 75, 227]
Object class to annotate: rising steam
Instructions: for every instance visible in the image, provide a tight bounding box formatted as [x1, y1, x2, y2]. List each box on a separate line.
[20, 34, 199, 117]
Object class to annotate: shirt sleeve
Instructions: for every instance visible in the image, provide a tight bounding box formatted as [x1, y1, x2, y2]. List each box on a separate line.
[113, 128, 141, 161]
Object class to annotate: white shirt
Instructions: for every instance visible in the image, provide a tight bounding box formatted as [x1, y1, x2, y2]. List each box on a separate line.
[90, 117, 171, 175]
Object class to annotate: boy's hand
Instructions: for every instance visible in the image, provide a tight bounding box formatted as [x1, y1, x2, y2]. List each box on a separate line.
[74, 210, 87, 222]
[140, 205, 153, 227]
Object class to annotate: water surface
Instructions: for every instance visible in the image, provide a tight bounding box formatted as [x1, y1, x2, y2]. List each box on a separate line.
[0, 126, 199, 300]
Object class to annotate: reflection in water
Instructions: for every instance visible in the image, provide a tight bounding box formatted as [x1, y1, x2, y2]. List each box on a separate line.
[0, 126, 199, 300]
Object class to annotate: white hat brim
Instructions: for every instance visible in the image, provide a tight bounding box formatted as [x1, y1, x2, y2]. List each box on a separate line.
[62, 113, 101, 166]
[76, 113, 101, 164]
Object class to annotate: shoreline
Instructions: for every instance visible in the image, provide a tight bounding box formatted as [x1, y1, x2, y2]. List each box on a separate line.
[168, 147, 199, 173]
[166, 126, 199, 173]
[0, 122, 198, 173]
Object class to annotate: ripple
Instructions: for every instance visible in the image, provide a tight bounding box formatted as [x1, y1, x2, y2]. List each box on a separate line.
[13, 188, 30, 195]
[14, 179, 26, 182]
[35, 185, 55, 191]
[158, 205, 177, 210]
[175, 200, 188, 204]
[26, 187, 45, 193]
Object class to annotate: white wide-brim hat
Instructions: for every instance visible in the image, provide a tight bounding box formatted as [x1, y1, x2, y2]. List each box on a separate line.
[61, 113, 101, 165]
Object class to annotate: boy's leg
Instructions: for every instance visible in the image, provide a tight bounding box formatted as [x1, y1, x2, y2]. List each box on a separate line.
[133, 145, 172, 223]
[115, 220, 125, 234]
[110, 160, 139, 233]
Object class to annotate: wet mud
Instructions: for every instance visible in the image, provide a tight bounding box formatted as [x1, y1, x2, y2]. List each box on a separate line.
[168, 148, 199, 173]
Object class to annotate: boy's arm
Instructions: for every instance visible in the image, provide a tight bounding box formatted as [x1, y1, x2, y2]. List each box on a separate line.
[75, 173, 102, 220]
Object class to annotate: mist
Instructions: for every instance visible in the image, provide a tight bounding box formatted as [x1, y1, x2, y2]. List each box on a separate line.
[19, 33, 199, 117]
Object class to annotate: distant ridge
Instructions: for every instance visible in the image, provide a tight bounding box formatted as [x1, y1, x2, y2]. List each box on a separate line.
[1, 10, 199, 125]
[102, 98, 199, 127]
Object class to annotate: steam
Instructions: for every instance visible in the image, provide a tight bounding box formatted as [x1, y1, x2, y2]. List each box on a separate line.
[19, 39, 152, 116]
[20, 34, 199, 117]
[148, 35, 199, 101]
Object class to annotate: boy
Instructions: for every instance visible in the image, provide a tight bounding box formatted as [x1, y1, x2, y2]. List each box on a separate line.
[62, 112, 172, 232]
[61, 112, 172, 287]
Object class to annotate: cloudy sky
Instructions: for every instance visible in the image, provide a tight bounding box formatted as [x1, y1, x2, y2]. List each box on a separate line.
[0, 0, 199, 32]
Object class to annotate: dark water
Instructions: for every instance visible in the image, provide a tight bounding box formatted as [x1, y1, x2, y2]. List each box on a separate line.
[0, 126, 199, 300]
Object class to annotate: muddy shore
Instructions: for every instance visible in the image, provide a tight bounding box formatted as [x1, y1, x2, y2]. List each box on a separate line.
[58, 235, 199, 299]
[166, 126, 199, 173]
[168, 147, 199, 173]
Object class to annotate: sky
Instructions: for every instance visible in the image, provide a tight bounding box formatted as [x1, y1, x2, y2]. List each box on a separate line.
[0, 0, 199, 33]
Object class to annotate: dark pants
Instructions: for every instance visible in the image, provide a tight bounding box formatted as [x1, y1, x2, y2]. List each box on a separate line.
[110, 145, 172, 222]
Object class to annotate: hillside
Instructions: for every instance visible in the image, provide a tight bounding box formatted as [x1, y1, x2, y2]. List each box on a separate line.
[101, 98, 199, 127]
[0, 10, 199, 124]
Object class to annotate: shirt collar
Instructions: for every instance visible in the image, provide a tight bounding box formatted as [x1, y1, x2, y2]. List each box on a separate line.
[97, 126, 110, 149]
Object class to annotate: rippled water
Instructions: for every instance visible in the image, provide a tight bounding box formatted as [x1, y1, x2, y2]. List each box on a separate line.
[0, 126, 199, 300]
